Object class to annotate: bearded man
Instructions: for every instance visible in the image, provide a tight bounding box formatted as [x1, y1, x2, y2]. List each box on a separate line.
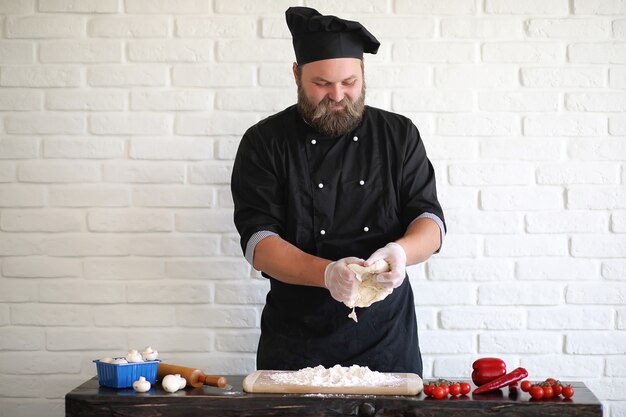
[230, 7, 445, 375]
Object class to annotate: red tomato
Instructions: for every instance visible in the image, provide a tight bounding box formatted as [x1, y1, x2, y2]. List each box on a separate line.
[460, 382, 471, 395]
[530, 386, 544, 400]
[424, 384, 435, 396]
[562, 385, 574, 398]
[449, 383, 461, 396]
[545, 378, 557, 384]
[521, 380, 532, 392]
[552, 384, 562, 396]
[441, 384, 450, 396]
[542, 385, 553, 399]
[433, 386, 447, 399]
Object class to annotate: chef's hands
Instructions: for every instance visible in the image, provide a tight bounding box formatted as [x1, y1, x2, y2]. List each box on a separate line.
[365, 242, 407, 289]
[324, 242, 407, 302]
[324, 257, 364, 304]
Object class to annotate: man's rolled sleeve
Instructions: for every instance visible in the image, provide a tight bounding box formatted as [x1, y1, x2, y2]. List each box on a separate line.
[231, 127, 285, 269]
[244, 230, 279, 268]
[400, 122, 446, 252]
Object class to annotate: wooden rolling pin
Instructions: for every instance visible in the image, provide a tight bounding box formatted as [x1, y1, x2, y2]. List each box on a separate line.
[157, 363, 227, 388]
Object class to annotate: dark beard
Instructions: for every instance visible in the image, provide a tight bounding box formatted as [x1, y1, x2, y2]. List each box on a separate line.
[297, 84, 366, 137]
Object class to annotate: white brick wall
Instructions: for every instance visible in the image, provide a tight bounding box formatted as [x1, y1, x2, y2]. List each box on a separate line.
[0, 2, 624, 417]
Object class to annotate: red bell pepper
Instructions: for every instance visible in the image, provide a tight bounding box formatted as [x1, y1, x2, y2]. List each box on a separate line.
[472, 367, 529, 395]
[471, 357, 507, 386]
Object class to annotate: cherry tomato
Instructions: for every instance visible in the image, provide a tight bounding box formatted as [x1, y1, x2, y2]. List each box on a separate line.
[449, 383, 461, 396]
[562, 385, 574, 398]
[542, 385, 553, 399]
[433, 386, 447, 399]
[460, 382, 471, 395]
[424, 384, 435, 396]
[530, 386, 544, 400]
[552, 384, 562, 396]
[441, 384, 450, 396]
[521, 380, 532, 392]
[545, 378, 557, 384]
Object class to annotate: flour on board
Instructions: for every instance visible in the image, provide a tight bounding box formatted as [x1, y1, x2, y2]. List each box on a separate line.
[269, 364, 401, 387]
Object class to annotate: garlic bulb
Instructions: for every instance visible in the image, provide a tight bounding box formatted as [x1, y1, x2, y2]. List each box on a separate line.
[162, 374, 185, 393]
[141, 346, 158, 361]
[125, 349, 143, 363]
[132, 376, 151, 393]
[99, 357, 113, 363]
[111, 358, 128, 364]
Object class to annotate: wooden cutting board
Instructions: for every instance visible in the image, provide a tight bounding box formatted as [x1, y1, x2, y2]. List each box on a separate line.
[242, 370, 423, 395]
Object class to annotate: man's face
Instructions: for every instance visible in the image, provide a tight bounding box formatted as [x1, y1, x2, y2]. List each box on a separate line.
[295, 58, 366, 137]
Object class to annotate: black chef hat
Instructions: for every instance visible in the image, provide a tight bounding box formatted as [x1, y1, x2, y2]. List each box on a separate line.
[285, 6, 380, 65]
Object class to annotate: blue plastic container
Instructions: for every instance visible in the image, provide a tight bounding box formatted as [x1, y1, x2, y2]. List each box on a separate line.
[93, 358, 161, 388]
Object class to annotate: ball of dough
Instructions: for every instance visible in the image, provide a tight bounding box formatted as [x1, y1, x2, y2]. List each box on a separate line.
[344, 260, 392, 322]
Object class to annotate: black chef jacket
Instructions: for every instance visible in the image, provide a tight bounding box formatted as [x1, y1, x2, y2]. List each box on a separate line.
[231, 105, 445, 375]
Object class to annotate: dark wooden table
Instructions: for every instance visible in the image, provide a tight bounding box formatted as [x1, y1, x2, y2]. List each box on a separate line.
[65, 376, 603, 417]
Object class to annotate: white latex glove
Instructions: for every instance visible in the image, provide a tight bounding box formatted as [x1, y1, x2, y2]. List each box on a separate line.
[364, 242, 407, 289]
[324, 257, 364, 304]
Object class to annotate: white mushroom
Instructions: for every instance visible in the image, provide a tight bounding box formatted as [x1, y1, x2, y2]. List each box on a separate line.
[132, 376, 151, 393]
[111, 358, 128, 364]
[125, 349, 143, 363]
[162, 374, 184, 393]
[141, 346, 158, 361]
[176, 374, 186, 390]
[99, 357, 113, 363]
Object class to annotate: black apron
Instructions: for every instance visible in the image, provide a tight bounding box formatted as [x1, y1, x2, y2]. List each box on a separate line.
[231, 105, 445, 375]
